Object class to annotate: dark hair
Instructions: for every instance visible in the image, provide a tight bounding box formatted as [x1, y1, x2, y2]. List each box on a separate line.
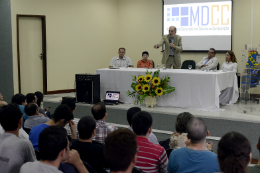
[26, 93, 36, 104]
[132, 111, 152, 136]
[209, 48, 216, 54]
[104, 129, 137, 172]
[169, 26, 177, 32]
[0, 104, 23, 131]
[91, 102, 107, 120]
[61, 98, 76, 111]
[118, 48, 125, 52]
[11, 94, 26, 105]
[78, 116, 96, 140]
[142, 51, 149, 56]
[227, 51, 237, 63]
[39, 126, 68, 161]
[52, 105, 74, 123]
[35, 91, 43, 107]
[175, 112, 194, 133]
[25, 103, 38, 116]
[187, 118, 207, 143]
[217, 132, 251, 173]
[127, 107, 141, 126]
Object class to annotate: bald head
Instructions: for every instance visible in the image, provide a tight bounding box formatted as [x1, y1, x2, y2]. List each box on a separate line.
[169, 26, 176, 32]
[169, 26, 176, 37]
[187, 118, 207, 143]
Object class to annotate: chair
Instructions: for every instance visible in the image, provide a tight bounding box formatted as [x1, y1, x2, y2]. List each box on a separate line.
[34, 149, 42, 160]
[83, 161, 97, 173]
[132, 167, 144, 173]
[159, 138, 170, 151]
[166, 148, 173, 158]
[181, 60, 196, 69]
[23, 127, 31, 134]
[152, 60, 155, 68]
[217, 63, 220, 70]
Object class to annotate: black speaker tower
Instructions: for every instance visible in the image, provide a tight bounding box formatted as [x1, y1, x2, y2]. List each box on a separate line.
[75, 74, 100, 104]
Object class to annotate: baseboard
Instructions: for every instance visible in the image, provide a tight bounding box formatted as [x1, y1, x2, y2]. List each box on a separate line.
[46, 89, 75, 95]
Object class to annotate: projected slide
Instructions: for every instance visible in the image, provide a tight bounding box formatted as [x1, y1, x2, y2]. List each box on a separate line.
[163, 0, 232, 51]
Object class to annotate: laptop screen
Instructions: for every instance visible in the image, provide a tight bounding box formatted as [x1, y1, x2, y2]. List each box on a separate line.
[105, 91, 120, 101]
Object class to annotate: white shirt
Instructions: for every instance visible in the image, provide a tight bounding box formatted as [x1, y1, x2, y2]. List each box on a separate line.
[221, 61, 238, 72]
[0, 124, 29, 139]
[109, 56, 133, 67]
[196, 57, 219, 70]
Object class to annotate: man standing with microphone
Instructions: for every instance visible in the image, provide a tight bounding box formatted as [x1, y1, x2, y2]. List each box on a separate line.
[154, 26, 182, 69]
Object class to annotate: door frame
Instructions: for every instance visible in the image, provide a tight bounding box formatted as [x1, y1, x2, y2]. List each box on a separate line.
[16, 14, 47, 94]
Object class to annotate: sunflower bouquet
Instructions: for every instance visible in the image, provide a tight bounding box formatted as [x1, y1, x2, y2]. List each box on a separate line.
[126, 70, 175, 104]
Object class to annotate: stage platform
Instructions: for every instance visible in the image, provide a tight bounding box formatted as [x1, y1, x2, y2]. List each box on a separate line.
[43, 92, 260, 159]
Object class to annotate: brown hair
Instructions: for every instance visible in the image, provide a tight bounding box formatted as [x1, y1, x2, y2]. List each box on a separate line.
[227, 51, 237, 63]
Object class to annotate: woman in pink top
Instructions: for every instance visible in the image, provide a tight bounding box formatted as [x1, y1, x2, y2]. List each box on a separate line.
[137, 51, 153, 68]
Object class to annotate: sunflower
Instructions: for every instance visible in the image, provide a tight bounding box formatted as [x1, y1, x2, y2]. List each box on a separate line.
[136, 75, 144, 82]
[144, 74, 152, 82]
[152, 77, 160, 86]
[155, 87, 163, 96]
[135, 84, 142, 91]
[142, 84, 150, 92]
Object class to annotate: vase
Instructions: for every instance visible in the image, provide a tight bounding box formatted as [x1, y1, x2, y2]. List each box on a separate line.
[144, 96, 157, 108]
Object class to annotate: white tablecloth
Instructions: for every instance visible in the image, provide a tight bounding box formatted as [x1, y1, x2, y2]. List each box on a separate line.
[95, 68, 239, 112]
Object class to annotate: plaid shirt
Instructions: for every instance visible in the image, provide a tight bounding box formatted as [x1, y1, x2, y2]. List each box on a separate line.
[92, 120, 118, 144]
[64, 118, 79, 139]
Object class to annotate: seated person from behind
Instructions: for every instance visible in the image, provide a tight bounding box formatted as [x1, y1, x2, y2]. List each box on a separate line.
[24, 103, 49, 129]
[20, 126, 88, 173]
[167, 117, 220, 173]
[221, 51, 238, 72]
[137, 51, 153, 68]
[0, 92, 8, 108]
[0, 104, 36, 173]
[35, 91, 50, 118]
[127, 107, 159, 144]
[109, 48, 134, 68]
[70, 116, 107, 173]
[196, 48, 219, 70]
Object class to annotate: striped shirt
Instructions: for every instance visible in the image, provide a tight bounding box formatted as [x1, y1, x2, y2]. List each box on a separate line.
[64, 118, 79, 139]
[136, 136, 168, 173]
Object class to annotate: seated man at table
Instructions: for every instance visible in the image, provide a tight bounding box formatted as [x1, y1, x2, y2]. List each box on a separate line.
[109, 48, 134, 68]
[137, 51, 153, 68]
[196, 48, 219, 70]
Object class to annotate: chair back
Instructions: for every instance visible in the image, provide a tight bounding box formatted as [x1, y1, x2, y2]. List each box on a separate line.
[132, 167, 144, 173]
[181, 60, 196, 69]
[23, 127, 31, 134]
[83, 161, 98, 173]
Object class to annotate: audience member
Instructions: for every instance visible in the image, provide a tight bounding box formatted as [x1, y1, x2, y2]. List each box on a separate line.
[137, 51, 153, 68]
[91, 102, 117, 144]
[109, 48, 134, 68]
[12, 93, 28, 126]
[132, 111, 168, 173]
[24, 103, 49, 129]
[0, 104, 36, 173]
[104, 129, 137, 173]
[20, 126, 88, 173]
[26, 93, 38, 104]
[218, 131, 251, 173]
[71, 116, 107, 173]
[0, 92, 8, 108]
[29, 104, 75, 150]
[196, 48, 218, 70]
[127, 107, 159, 144]
[169, 112, 194, 149]
[221, 51, 238, 72]
[35, 91, 50, 118]
[167, 117, 219, 173]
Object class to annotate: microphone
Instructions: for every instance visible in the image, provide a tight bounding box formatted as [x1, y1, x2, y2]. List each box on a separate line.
[169, 39, 173, 50]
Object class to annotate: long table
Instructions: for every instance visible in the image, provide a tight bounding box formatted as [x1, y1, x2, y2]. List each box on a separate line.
[95, 68, 239, 112]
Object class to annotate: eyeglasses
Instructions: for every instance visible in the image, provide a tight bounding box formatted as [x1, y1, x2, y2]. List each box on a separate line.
[208, 51, 215, 54]
[136, 146, 139, 154]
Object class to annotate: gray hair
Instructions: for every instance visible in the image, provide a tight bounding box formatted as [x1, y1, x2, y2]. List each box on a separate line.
[169, 26, 177, 32]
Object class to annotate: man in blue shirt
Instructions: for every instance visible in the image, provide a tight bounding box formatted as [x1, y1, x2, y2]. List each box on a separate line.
[29, 104, 76, 150]
[167, 117, 220, 173]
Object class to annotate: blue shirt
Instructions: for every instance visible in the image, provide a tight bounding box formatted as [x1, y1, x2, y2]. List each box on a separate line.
[29, 124, 50, 150]
[167, 147, 220, 173]
[19, 105, 28, 128]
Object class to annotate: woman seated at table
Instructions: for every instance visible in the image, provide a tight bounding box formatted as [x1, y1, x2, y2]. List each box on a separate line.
[137, 51, 153, 68]
[221, 51, 238, 72]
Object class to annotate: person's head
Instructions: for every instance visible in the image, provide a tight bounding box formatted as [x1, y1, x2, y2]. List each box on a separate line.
[0, 93, 3, 101]
[218, 132, 251, 173]
[39, 126, 69, 162]
[78, 116, 96, 140]
[175, 112, 194, 133]
[0, 103, 23, 131]
[61, 98, 76, 114]
[118, 48, 126, 58]
[26, 93, 38, 104]
[11, 94, 27, 106]
[52, 105, 74, 127]
[127, 107, 141, 126]
[91, 102, 107, 121]
[226, 51, 237, 63]
[104, 129, 137, 172]
[132, 111, 152, 136]
[169, 26, 177, 37]
[186, 118, 208, 144]
[35, 91, 43, 107]
[142, 51, 149, 61]
[208, 48, 216, 58]
[25, 103, 39, 116]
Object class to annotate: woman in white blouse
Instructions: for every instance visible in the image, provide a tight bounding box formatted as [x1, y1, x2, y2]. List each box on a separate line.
[221, 51, 238, 72]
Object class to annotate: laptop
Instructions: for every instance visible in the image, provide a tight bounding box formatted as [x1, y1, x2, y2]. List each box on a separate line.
[103, 91, 120, 105]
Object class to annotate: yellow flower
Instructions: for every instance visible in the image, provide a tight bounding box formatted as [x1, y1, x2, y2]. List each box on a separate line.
[136, 75, 144, 83]
[144, 74, 152, 82]
[155, 87, 163, 96]
[152, 77, 160, 86]
[135, 84, 142, 91]
[142, 84, 150, 92]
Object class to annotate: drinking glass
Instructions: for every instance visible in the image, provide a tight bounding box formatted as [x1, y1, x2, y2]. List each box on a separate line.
[162, 64, 166, 70]
[188, 65, 192, 70]
[157, 64, 160, 69]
